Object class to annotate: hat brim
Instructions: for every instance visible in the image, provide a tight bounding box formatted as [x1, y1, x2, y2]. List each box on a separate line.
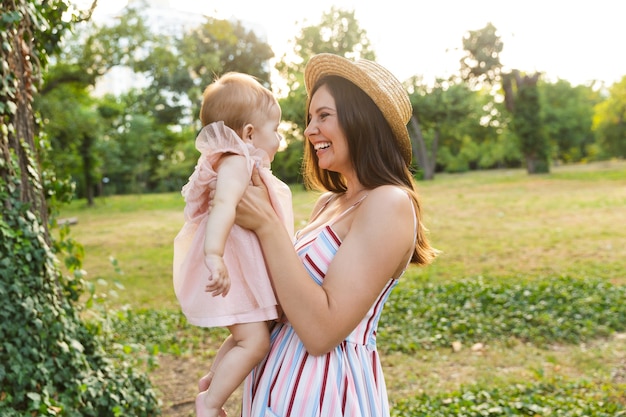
[304, 54, 413, 166]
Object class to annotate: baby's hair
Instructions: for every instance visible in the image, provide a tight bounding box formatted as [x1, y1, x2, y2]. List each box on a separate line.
[200, 72, 277, 138]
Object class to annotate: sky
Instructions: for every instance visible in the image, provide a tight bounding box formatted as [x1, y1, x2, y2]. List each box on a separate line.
[84, 0, 625, 87]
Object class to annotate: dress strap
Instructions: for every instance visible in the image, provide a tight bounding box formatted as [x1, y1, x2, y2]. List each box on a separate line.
[328, 193, 368, 227]
[308, 194, 336, 224]
[295, 193, 368, 241]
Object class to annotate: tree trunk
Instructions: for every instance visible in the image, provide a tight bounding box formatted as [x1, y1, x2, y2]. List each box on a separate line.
[81, 134, 96, 206]
[409, 115, 437, 180]
[1, 23, 48, 235]
[1, 3, 159, 414]
[503, 70, 549, 175]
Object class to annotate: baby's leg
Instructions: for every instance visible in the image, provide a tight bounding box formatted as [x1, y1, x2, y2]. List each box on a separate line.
[196, 322, 270, 417]
[199, 335, 236, 392]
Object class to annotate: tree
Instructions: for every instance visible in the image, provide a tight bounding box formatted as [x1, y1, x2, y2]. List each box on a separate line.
[274, 8, 376, 183]
[461, 23, 549, 174]
[593, 76, 626, 158]
[36, 82, 104, 205]
[407, 77, 482, 178]
[540, 79, 598, 163]
[277, 7, 375, 128]
[178, 16, 275, 124]
[90, 8, 276, 193]
[460, 22, 503, 89]
[0, 1, 159, 414]
[35, 5, 155, 203]
[507, 72, 549, 173]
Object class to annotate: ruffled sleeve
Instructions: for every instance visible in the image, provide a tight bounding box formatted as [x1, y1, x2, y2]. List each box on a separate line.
[181, 122, 250, 222]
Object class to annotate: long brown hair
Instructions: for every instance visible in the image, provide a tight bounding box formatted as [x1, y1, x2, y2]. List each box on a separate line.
[302, 75, 437, 266]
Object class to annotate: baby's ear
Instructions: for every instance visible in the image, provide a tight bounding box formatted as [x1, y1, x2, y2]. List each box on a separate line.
[242, 123, 255, 140]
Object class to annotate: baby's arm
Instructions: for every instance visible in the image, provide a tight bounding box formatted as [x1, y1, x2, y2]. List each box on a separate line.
[203, 154, 249, 297]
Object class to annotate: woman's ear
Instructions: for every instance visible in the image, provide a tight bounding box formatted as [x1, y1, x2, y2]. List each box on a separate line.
[242, 123, 254, 141]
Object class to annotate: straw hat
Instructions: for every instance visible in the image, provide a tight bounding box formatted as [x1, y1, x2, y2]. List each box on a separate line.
[304, 53, 413, 165]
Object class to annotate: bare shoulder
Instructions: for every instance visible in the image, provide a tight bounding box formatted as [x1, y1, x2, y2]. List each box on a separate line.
[310, 191, 334, 212]
[316, 190, 335, 203]
[353, 185, 414, 230]
[362, 185, 412, 214]
[367, 185, 410, 199]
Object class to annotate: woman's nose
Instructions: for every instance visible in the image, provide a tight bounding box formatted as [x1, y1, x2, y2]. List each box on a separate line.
[304, 122, 316, 137]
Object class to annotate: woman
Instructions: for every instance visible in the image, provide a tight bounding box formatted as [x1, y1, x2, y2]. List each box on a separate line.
[232, 53, 438, 416]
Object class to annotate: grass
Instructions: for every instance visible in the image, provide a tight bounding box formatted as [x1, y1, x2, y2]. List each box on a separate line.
[56, 186, 318, 309]
[58, 160, 626, 310]
[412, 160, 626, 286]
[55, 160, 626, 413]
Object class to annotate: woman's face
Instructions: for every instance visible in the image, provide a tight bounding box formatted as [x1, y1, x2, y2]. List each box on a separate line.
[304, 84, 351, 173]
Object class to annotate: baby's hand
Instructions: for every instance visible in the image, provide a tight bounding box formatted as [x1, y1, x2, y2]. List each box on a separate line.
[204, 254, 230, 297]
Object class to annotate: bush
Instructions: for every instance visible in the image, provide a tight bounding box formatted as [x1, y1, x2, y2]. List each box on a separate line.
[0, 167, 160, 416]
[380, 276, 626, 352]
[391, 380, 626, 416]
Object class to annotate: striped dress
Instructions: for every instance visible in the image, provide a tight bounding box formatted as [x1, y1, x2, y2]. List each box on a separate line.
[241, 194, 410, 417]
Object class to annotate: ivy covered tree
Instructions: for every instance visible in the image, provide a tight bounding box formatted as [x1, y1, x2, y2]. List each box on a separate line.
[0, 1, 159, 415]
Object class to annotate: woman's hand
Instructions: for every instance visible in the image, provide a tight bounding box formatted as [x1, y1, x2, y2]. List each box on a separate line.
[234, 164, 276, 232]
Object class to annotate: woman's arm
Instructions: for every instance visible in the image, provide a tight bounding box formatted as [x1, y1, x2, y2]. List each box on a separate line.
[236, 169, 415, 355]
[203, 154, 249, 297]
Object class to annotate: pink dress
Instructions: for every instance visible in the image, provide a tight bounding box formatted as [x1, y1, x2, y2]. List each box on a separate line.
[173, 121, 293, 328]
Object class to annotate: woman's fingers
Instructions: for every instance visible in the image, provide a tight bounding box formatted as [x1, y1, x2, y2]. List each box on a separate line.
[250, 163, 263, 186]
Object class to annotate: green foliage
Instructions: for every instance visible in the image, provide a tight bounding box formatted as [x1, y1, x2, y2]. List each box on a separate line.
[392, 380, 625, 416]
[274, 7, 376, 182]
[273, 135, 305, 184]
[540, 79, 599, 163]
[593, 76, 626, 158]
[1, 1, 160, 415]
[0, 162, 160, 416]
[36, 83, 104, 204]
[459, 22, 503, 87]
[380, 276, 626, 353]
[105, 275, 626, 361]
[472, 129, 523, 169]
[409, 79, 484, 174]
[107, 309, 227, 356]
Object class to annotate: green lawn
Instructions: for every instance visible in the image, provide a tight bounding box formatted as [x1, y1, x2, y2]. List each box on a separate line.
[56, 160, 626, 415]
[57, 160, 626, 310]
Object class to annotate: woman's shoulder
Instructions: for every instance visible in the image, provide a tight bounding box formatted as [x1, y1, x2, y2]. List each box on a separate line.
[361, 185, 413, 217]
[367, 184, 410, 202]
[311, 190, 334, 208]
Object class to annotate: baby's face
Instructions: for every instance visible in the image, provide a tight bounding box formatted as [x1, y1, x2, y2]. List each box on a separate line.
[251, 103, 282, 161]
